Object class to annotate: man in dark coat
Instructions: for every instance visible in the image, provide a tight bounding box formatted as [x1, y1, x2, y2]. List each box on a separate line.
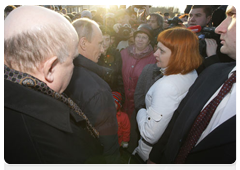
[98, 25, 125, 105]
[4, 6, 104, 164]
[64, 18, 120, 164]
[148, 5, 236, 164]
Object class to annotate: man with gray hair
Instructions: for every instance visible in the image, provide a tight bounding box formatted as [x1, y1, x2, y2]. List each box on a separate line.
[64, 18, 120, 163]
[4, 6, 104, 163]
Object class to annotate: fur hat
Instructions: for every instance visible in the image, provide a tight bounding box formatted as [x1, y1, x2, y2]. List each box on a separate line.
[112, 91, 122, 110]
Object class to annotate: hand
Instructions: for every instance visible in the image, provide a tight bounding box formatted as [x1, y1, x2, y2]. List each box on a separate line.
[205, 38, 217, 57]
[147, 159, 159, 170]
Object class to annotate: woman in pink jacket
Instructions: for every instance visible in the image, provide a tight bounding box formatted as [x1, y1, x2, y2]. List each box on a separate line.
[121, 24, 156, 118]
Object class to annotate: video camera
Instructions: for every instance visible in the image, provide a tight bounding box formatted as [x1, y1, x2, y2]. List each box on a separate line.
[167, 16, 183, 28]
[188, 25, 218, 39]
[189, 25, 219, 58]
[118, 24, 131, 41]
[199, 27, 218, 39]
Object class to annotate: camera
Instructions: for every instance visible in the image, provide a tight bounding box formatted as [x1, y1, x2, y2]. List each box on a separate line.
[198, 26, 220, 57]
[199, 27, 218, 39]
[167, 17, 183, 28]
[118, 24, 131, 41]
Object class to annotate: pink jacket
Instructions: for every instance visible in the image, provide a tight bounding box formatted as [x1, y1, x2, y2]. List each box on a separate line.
[121, 45, 156, 117]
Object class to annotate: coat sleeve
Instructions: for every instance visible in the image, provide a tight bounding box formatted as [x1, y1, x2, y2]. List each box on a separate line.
[84, 90, 120, 163]
[134, 64, 149, 112]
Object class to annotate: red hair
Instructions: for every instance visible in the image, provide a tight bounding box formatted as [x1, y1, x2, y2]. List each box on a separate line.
[157, 27, 202, 75]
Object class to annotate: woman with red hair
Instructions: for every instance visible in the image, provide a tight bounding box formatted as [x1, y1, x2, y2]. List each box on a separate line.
[132, 27, 202, 162]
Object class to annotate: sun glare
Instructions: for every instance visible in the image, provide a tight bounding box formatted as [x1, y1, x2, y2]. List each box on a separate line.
[104, 5, 110, 9]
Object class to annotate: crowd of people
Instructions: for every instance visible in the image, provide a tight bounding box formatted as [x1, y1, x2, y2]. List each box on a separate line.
[4, 5, 236, 164]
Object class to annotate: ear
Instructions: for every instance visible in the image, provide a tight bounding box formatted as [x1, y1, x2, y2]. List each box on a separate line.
[78, 37, 88, 51]
[43, 56, 58, 83]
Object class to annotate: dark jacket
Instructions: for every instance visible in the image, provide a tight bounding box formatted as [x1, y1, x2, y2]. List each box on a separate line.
[149, 62, 236, 164]
[4, 80, 104, 164]
[151, 27, 163, 49]
[134, 63, 162, 112]
[64, 54, 120, 163]
[98, 47, 125, 104]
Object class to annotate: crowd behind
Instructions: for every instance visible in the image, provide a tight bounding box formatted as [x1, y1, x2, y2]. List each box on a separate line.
[4, 5, 236, 164]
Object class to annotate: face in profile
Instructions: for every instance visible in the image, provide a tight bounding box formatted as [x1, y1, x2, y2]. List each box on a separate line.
[86, 25, 104, 63]
[154, 41, 172, 68]
[215, 5, 236, 60]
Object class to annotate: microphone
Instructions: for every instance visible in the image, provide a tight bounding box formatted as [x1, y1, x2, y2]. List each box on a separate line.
[188, 25, 202, 33]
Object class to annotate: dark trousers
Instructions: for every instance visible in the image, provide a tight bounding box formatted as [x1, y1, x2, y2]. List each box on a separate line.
[127, 110, 140, 153]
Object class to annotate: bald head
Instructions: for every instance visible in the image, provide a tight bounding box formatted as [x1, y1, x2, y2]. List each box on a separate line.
[5, 5, 76, 40]
[4, 5, 78, 73]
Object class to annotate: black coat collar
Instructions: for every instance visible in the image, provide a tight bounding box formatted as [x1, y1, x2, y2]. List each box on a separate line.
[74, 54, 111, 78]
[4, 80, 85, 133]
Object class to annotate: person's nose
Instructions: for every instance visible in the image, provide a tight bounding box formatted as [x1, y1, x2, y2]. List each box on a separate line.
[215, 18, 228, 35]
[188, 16, 195, 23]
[154, 49, 159, 57]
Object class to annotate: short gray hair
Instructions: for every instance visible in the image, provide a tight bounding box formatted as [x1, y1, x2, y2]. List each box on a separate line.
[4, 24, 72, 73]
[72, 18, 99, 42]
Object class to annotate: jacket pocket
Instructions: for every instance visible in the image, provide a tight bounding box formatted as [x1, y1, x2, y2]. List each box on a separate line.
[147, 107, 163, 122]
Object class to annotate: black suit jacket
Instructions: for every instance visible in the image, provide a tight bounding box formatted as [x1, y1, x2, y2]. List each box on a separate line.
[149, 62, 236, 164]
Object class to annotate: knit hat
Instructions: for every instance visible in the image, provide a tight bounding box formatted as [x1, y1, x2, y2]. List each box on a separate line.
[112, 91, 122, 110]
[133, 23, 153, 40]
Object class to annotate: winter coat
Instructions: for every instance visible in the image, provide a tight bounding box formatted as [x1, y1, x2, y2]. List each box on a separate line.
[135, 70, 198, 161]
[64, 54, 120, 164]
[4, 77, 104, 164]
[121, 44, 156, 117]
[98, 47, 125, 104]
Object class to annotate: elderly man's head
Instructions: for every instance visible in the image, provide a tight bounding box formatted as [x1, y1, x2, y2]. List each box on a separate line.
[72, 18, 104, 63]
[4, 5, 79, 93]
